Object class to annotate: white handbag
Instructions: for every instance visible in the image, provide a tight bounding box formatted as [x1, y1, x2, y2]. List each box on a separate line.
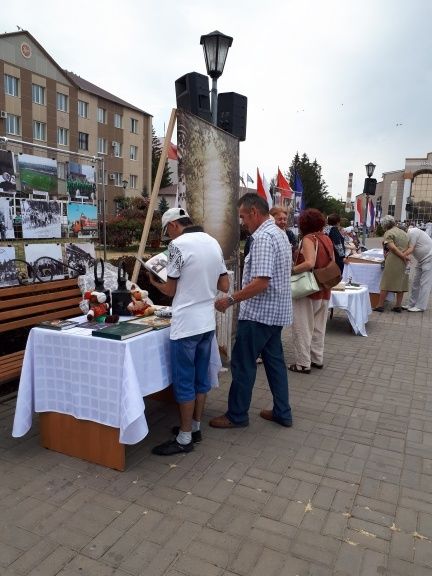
[290, 239, 320, 299]
[290, 270, 320, 299]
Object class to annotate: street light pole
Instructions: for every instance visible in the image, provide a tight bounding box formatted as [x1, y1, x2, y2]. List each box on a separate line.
[362, 162, 376, 248]
[200, 31, 233, 126]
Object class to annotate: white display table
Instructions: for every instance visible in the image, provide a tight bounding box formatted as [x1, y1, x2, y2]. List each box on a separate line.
[12, 323, 221, 469]
[329, 286, 372, 337]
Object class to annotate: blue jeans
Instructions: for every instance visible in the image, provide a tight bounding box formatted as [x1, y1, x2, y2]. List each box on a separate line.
[226, 320, 292, 425]
[170, 330, 215, 403]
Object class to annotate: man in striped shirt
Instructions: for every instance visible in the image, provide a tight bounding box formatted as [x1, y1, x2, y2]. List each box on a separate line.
[210, 193, 293, 429]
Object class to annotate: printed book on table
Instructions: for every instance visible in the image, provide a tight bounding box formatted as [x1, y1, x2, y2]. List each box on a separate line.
[128, 316, 171, 330]
[136, 252, 168, 283]
[38, 320, 79, 331]
[91, 322, 153, 341]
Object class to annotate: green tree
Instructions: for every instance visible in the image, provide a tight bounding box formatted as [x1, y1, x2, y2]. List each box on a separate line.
[288, 152, 328, 213]
[152, 127, 172, 188]
[286, 152, 347, 216]
[158, 196, 169, 214]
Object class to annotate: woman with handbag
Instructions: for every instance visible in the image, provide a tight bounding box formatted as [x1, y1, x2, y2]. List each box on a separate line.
[290, 208, 336, 373]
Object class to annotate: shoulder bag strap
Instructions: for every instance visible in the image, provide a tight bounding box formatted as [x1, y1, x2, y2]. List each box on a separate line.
[295, 236, 318, 269]
[316, 234, 334, 261]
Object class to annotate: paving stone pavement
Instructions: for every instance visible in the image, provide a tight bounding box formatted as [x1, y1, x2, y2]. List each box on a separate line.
[1, 300, 432, 575]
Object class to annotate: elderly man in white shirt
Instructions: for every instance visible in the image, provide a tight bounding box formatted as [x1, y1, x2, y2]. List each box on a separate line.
[403, 226, 432, 312]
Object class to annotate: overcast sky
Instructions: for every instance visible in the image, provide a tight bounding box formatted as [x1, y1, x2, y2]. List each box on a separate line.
[4, 0, 432, 200]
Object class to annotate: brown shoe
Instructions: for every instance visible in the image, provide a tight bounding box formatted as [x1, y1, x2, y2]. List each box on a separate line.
[209, 414, 248, 428]
[260, 409, 292, 428]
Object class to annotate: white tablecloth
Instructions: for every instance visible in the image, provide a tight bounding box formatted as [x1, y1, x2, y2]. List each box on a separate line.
[343, 262, 383, 294]
[329, 286, 372, 337]
[12, 326, 222, 445]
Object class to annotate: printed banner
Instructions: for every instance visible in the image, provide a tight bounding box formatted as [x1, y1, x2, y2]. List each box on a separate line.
[24, 243, 64, 281]
[67, 162, 96, 201]
[18, 154, 57, 194]
[0, 150, 17, 193]
[65, 242, 96, 272]
[67, 203, 98, 238]
[21, 200, 61, 239]
[177, 110, 239, 260]
[0, 198, 15, 239]
[0, 246, 17, 286]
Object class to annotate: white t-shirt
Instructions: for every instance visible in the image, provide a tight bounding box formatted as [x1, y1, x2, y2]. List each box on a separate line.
[408, 227, 432, 263]
[167, 229, 227, 340]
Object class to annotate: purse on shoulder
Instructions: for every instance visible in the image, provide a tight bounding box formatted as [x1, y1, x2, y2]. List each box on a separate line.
[313, 238, 342, 289]
[290, 239, 320, 299]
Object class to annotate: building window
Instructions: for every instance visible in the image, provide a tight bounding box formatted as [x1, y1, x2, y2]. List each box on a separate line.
[57, 127, 69, 146]
[78, 100, 88, 118]
[57, 162, 66, 180]
[78, 132, 89, 150]
[129, 175, 137, 189]
[129, 145, 138, 160]
[57, 92, 68, 112]
[130, 118, 138, 133]
[6, 114, 20, 135]
[109, 172, 123, 187]
[33, 121, 46, 141]
[98, 167, 108, 185]
[113, 141, 122, 158]
[114, 113, 122, 128]
[411, 173, 432, 222]
[97, 107, 107, 124]
[4, 74, 19, 97]
[32, 84, 45, 105]
[97, 138, 107, 154]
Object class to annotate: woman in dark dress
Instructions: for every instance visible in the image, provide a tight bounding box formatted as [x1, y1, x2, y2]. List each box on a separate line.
[327, 214, 345, 273]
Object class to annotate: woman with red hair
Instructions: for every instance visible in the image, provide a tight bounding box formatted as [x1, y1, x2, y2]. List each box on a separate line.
[290, 208, 335, 373]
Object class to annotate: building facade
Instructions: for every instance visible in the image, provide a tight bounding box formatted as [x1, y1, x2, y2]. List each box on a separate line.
[375, 151, 432, 223]
[0, 31, 152, 215]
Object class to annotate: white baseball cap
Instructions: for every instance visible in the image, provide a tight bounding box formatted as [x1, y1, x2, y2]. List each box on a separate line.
[161, 207, 190, 236]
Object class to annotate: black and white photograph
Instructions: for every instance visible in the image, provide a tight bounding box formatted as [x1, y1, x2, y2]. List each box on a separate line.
[24, 243, 64, 281]
[65, 242, 96, 273]
[21, 200, 61, 239]
[0, 151, 17, 193]
[0, 246, 18, 286]
[0, 198, 15, 240]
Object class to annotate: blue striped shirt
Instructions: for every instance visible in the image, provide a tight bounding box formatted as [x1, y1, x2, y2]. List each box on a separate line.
[239, 219, 293, 326]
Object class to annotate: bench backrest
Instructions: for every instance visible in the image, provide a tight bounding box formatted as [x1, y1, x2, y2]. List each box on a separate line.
[0, 278, 82, 333]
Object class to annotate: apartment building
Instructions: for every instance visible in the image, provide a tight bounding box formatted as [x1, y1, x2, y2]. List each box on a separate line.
[0, 31, 152, 214]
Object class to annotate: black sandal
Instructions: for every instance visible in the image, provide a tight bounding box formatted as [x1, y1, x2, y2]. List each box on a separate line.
[392, 307, 402, 313]
[373, 306, 384, 312]
[311, 362, 324, 369]
[288, 364, 311, 374]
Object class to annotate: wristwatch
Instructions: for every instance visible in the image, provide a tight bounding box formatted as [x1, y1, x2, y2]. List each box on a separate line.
[227, 295, 236, 306]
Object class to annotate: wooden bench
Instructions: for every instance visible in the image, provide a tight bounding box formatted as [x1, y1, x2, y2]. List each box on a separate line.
[0, 278, 82, 386]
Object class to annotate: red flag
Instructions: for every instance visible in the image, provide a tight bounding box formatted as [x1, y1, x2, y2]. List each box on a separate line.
[277, 168, 293, 199]
[257, 168, 272, 207]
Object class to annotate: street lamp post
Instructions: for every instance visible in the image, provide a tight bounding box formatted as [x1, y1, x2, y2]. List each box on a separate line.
[362, 162, 376, 248]
[200, 30, 233, 125]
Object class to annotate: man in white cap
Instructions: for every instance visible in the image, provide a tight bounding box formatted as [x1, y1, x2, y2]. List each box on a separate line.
[148, 207, 229, 455]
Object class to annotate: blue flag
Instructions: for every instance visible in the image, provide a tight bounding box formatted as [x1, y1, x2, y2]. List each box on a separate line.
[294, 172, 305, 213]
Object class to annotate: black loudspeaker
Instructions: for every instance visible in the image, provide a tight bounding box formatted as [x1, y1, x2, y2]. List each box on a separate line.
[217, 92, 247, 141]
[363, 178, 377, 196]
[175, 72, 211, 122]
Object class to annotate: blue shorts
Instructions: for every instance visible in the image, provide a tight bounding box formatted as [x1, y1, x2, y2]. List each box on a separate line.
[170, 330, 215, 403]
